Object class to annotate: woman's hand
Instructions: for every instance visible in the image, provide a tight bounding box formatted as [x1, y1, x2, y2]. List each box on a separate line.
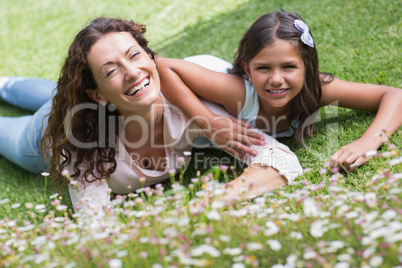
[225, 164, 288, 200]
[329, 136, 382, 171]
[202, 114, 266, 159]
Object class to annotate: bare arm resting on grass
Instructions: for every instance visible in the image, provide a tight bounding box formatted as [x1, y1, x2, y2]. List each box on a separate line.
[158, 57, 402, 171]
[320, 78, 402, 170]
[157, 57, 266, 159]
[67, 95, 302, 212]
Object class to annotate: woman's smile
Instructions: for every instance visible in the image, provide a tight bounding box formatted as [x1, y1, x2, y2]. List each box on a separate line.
[87, 32, 161, 116]
[126, 76, 150, 97]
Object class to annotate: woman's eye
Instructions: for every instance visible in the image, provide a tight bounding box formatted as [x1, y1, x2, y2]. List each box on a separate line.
[106, 68, 116, 77]
[130, 52, 140, 59]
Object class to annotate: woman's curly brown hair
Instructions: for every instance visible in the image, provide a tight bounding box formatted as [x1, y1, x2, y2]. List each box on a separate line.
[41, 17, 156, 186]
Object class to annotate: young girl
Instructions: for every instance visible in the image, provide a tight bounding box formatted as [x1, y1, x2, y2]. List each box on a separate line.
[158, 10, 402, 171]
[0, 17, 302, 212]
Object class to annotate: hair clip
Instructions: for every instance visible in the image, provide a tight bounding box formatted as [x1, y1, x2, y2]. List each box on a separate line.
[294, 19, 314, 48]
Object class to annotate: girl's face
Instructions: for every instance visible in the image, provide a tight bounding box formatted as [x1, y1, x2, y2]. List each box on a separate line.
[87, 32, 160, 117]
[242, 39, 305, 110]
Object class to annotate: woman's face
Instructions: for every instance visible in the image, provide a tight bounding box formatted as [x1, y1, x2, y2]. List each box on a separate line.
[242, 39, 305, 110]
[87, 31, 160, 117]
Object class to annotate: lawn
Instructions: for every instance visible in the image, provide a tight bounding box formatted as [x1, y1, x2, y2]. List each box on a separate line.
[0, 0, 401, 267]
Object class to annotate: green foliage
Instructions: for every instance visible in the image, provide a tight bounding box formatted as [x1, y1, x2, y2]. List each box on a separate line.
[0, 144, 401, 267]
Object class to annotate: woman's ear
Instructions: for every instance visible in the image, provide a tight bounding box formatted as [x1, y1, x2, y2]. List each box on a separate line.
[149, 53, 157, 68]
[86, 89, 108, 106]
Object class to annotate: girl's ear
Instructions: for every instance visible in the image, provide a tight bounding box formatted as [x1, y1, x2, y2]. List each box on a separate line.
[241, 61, 252, 80]
[86, 89, 108, 106]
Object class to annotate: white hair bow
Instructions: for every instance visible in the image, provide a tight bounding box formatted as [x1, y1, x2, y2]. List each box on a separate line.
[294, 19, 314, 48]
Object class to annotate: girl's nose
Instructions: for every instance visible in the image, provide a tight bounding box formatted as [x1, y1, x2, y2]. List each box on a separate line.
[270, 70, 284, 86]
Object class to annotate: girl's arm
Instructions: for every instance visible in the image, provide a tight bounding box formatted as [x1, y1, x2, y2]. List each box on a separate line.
[158, 57, 265, 157]
[320, 78, 402, 170]
[158, 57, 246, 115]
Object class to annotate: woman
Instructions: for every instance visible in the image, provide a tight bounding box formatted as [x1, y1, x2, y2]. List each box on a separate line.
[0, 17, 302, 212]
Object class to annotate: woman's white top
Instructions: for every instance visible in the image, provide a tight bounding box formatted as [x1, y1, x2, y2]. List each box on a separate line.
[67, 94, 302, 212]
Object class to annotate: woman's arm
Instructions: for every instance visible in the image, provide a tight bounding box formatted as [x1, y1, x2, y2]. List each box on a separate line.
[186, 100, 302, 200]
[223, 129, 303, 200]
[62, 152, 112, 213]
[158, 57, 265, 157]
[321, 78, 402, 170]
[225, 165, 288, 200]
[68, 178, 111, 213]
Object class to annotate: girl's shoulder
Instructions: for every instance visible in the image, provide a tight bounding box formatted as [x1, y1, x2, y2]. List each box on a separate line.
[238, 79, 260, 122]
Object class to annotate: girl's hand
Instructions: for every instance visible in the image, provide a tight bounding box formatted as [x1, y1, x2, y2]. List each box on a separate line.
[204, 114, 266, 159]
[322, 78, 401, 171]
[329, 137, 381, 171]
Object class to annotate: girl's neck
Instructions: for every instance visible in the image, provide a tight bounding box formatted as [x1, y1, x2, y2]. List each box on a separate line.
[256, 98, 296, 134]
[258, 98, 293, 118]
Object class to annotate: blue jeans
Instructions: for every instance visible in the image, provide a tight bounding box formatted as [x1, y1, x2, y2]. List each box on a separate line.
[0, 77, 56, 174]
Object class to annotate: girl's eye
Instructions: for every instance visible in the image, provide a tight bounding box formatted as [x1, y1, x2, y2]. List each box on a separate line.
[257, 66, 269, 70]
[284, 65, 296, 69]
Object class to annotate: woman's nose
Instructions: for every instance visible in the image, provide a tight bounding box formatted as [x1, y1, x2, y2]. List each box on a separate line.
[124, 64, 140, 81]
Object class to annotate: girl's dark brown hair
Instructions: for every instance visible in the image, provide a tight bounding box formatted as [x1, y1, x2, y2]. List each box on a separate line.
[41, 17, 156, 185]
[229, 10, 334, 144]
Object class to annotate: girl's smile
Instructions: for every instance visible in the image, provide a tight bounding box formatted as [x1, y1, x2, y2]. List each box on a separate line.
[242, 39, 305, 110]
[266, 88, 289, 96]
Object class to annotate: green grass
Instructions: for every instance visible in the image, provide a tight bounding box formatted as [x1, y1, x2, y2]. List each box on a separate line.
[0, 0, 401, 267]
